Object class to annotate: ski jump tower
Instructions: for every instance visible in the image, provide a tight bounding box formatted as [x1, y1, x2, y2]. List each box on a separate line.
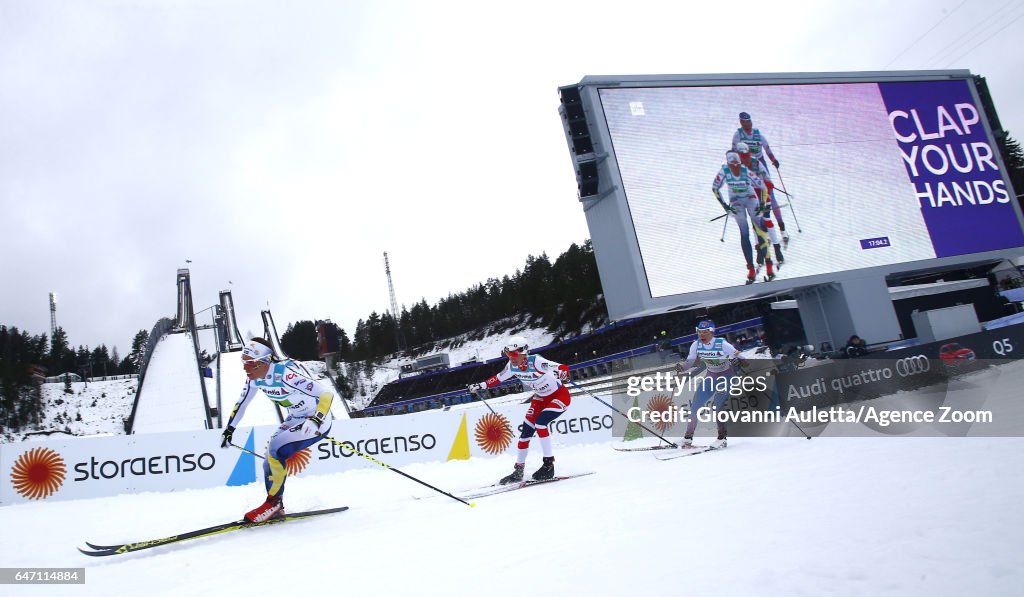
[261, 309, 288, 358]
[175, 268, 195, 332]
[216, 290, 245, 352]
[128, 268, 213, 433]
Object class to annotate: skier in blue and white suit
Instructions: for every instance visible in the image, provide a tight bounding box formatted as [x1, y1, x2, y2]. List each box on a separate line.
[221, 338, 334, 522]
[733, 111, 788, 242]
[713, 151, 761, 284]
[675, 320, 745, 449]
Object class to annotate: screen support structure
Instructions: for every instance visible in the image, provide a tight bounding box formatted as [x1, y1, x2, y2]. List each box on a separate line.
[793, 275, 902, 353]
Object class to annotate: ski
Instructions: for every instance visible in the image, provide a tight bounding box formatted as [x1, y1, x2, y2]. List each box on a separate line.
[78, 506, 348, 557]
[654, 445, 718, 461]
[459, 472, 595, 500]
[612, 443, 682, 452]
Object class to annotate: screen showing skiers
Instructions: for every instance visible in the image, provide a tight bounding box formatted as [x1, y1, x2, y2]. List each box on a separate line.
[595, 79, 1024, 298]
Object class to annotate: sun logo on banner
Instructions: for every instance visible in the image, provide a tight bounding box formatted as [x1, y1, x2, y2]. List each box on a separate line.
[647, 394, 675, 433]
[285, 448, 312, 475]
[474, 412, 513, 454]
[10, 447, 66, 500]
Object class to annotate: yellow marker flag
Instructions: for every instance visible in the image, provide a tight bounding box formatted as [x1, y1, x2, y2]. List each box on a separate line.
[447, 413, 471, 461]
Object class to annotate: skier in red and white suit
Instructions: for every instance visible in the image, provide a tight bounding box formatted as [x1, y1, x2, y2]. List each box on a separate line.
[467, 336, 571, 485]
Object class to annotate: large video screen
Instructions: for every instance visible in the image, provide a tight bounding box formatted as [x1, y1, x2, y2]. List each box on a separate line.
[596, 78, 1024, 298]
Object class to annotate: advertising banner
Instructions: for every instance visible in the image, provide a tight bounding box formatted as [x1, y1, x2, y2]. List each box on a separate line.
[0, 430, 239, 506]
[251, 394, 615, 479]
[0, 393, 614, 505]
[611, 324, 1024, 439]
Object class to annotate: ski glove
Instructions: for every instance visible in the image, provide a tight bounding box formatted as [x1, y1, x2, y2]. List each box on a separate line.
[301, 412, 326, 436]
[675, 361, 690, 375]
[467, 382, 487, 393]
[557, 364, 570, 382]
[220, 425, 235, 448]
[720, 201, 736, 214]
[771, 159, 780, 169]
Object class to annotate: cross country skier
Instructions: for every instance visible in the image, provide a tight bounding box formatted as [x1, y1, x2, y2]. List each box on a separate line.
[467, 336, 571, 484]
[713, 151, 761, 284]
[733, 111, 789, 243]
[221, 338, 335, 522]
[675, 319, 745, 448]
[736, 141, 784, 277]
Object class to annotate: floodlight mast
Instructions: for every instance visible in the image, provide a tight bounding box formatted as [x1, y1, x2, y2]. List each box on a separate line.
[49, 292, 58, 341]
[384, 252, 403, 351]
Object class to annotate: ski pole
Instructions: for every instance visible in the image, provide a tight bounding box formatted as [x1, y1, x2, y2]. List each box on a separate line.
[787, 414, 812, 440]
[732, 362, 811, 440]
[469, 387, 501, 416]
[568, 380, 678, 448]
[321, 435, 475, 507]
[230, 436, 475, 507]
[773, 166, 802, 233]
[720, 213, 730, 242]
[469, 387, 516, 435]
[230, 442, 265, 459]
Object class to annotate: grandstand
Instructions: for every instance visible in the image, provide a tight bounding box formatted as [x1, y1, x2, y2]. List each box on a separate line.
[358, 297, 787, 417]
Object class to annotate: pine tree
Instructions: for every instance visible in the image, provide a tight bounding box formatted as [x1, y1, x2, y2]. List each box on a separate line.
[280, 320, 319, 361]
[91, 345, 112, 377]
[127, 330, 150, 373]
[999, 134, 1024, 202]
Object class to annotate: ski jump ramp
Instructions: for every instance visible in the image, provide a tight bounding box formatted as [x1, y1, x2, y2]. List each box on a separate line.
[131, 332, 210, 434]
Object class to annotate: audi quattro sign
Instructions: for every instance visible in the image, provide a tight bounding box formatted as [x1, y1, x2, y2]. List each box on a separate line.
[773, 322, 1024, 411]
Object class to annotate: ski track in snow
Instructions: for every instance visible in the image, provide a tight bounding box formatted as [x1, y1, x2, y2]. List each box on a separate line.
[1, 436, 1021, 596]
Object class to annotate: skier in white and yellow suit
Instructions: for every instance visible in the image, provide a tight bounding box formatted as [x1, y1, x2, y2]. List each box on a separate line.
[221, 338, 334, 522]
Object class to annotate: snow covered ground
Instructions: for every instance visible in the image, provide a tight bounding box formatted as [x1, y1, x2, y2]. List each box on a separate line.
[1, 359, 1022, 595]
[17, 378, 137, 441]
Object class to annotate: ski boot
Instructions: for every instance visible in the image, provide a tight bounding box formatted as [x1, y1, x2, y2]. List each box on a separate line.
[245, 494, 284, 523]
[499, 463, 525, 485]
[532, 456, 556, 481]
[745, 265, 757, 285]
[764, 261, 776, 282]
[711, 433, 727, 449]
[680, 435, 695, 449]
[782, 230, 790, 247]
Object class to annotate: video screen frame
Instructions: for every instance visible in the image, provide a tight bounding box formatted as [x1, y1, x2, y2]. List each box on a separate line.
[564, 70, 1024, 321]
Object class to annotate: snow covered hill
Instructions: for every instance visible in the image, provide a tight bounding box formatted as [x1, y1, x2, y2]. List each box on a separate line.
[20, 378, 137, 441]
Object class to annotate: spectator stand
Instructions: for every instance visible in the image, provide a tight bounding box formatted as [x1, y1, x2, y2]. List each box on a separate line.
[358, 316, 770, 416]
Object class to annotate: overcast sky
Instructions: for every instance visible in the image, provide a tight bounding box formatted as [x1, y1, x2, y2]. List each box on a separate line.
[2, 0, 1022, 355]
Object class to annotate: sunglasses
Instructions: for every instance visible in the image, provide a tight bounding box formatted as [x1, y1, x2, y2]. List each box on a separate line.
[242, 358, 270, 368]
